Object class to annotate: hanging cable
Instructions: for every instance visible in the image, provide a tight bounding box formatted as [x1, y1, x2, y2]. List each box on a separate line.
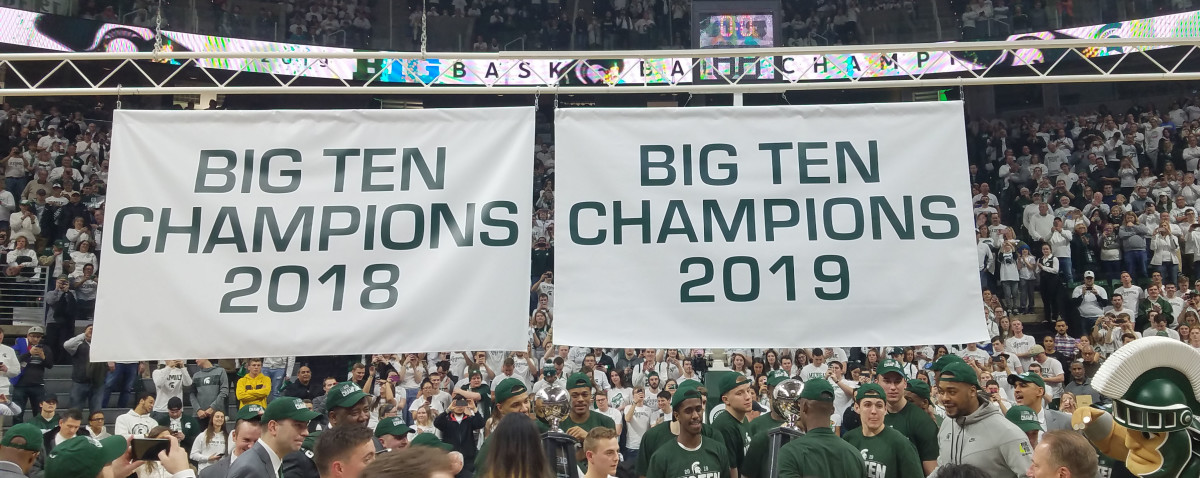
[420, 0, 428, 56]
[116, 84, 123, 110]
[153, 0, 164, 56]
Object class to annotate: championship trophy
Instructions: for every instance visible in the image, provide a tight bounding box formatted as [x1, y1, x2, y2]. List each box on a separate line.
[535, 386, 578, 478]
[765, 379, 805, 478]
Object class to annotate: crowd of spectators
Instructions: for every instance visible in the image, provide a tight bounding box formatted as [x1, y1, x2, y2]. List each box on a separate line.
[1, 92, 1199, 477]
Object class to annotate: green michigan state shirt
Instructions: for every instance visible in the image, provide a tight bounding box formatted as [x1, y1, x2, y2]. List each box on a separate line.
[711, 412, 751, 469]
[646, 438, 732, 478]
[637, 421, 720, 477]
[842, 427, 925, 478]
[777, 427, 867, 478]
[883, 403, 939, 462]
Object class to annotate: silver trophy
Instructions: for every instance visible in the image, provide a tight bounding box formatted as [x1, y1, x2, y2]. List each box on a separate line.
[772, 379, 804, 430]
[535, 386, 570, 433]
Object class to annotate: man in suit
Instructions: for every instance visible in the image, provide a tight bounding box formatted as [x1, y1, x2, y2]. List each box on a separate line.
[1007, 371, 1072, 436]
[199, 418, 263, 478]
[281, 382, 372, 478]
[29, 408, 88, 478]
[0, 424, 44, 478]
[229, 397, 320, 478]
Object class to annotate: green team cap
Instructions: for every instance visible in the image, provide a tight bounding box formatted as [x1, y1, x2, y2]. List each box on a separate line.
[767, 374, 788, 387]
[565, 372, 593, 390]
[719, 374, 752, 397]
[262, 397, 321, 423]
[236, 404, 265, 421]
[1007, 371, 1046, 389]
[799, 378, 835, 402]
[494, 378, 528, 404]
[855, 383, 886, 402]
[906, 379, 931, 401]
[1, 423, 43, 451]
[646, 371, 659, 378]
[410, 433, 453, 451]
[876, 358, 906, 377]
[888, 347, 905, 356]
[1005, 405, 1043, 432]
[931, 354, 966, 372]
[671, 387, 704, 411]
[767, 369, 790, 381]
[325, 382, 368, 410]
[375, 417, 414, 438]
[938, 363, 980, 388]
[44, 435, 128, 478]
[542, 366, 557, 377]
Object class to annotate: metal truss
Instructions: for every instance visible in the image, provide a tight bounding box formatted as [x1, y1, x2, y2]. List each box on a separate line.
[2, 38, 1200, 96]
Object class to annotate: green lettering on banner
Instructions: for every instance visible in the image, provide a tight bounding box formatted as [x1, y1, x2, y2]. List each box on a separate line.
[195, 150, 237, 193]
[613, 200, 652, 245]
[319, 206, 361, 251]
[640, 145, 675, 186]
[401, 147, 446, 190]
[814, 255, 850, 300]
[823, 197, 864, 240]
[481, 201, 519, 246]
[657, 200, 698, 243]
[797, 142, 830, 184]
[835, 141, 880, 183]
[921, 195, 960, 239]
[324, 148, 357, 192]
[702, 199, 755, 243]
[758, 142, 792, 185]
[253, 206, 314, 252]
[362, 148, 397, 192]
[155, 207, 202, 253]
[380, 204, 424, 250]
[258, 149, 302, 193]
[203, 206, 249, 253]
[699, 144, 738, 186]
[763, 199, 799, 241]
[569, 202, 607, 245]
[112, 207, 153, 254]
[431, 203, 474, 248]
[870, 196, 915, 240]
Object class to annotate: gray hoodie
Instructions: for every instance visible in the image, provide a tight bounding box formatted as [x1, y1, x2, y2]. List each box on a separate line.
[929, 397, 1033, 478]
[189, 366, 229, 413]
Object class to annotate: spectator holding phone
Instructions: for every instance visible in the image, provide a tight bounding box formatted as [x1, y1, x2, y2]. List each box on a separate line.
[434, 394, 484, 476]
[190, 410, 227, 472]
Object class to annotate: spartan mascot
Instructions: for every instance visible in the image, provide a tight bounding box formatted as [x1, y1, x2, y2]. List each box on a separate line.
[1072, 336, 1200, 478]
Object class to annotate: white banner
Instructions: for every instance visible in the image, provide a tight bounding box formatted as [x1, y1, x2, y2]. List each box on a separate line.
[554, 102, 984, 349]
[94, 108, 534, 361]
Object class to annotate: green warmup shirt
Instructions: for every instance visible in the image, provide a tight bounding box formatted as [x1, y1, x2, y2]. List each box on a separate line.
[746, 413, 785, 438]
[883, 402, 939, 463]
[842, 427, 925, 478]
[711, 412, 750, 470]
[777, 427, 867, 478]
[646, 437, 732, 478]
[637, 421, 720, 478]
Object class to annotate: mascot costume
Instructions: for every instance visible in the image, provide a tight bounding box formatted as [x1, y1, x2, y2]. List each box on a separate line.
[1073, 336, 1200, 478]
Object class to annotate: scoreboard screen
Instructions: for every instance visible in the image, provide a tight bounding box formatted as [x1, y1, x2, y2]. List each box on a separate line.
[698, 14, 775, 48]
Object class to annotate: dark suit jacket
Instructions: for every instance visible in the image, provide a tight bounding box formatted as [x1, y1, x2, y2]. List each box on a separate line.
[198, 455, 233, 478]
[228, 442, 276, 478]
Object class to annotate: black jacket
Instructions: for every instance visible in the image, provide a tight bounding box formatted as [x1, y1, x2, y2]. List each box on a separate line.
[282, 379, 323, 401]
[434, 412, 485, 460]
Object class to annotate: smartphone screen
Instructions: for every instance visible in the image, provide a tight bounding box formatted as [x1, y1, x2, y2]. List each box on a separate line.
[131, 438, 170, 461]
